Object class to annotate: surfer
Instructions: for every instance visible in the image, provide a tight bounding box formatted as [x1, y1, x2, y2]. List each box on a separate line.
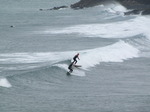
[73, 53, 80, 64]
[68, 62, 74, 73]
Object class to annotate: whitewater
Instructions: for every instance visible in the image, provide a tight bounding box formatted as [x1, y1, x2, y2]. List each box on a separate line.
[0, 0, 150, 112]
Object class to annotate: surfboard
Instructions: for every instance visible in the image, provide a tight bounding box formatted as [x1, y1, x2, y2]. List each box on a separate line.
[74, 65, 82, 67]
[66, 71, 71, 75]
[66, 69, 85, 76]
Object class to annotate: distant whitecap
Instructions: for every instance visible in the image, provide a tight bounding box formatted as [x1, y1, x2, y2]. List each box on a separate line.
[0, 78, 12, 88]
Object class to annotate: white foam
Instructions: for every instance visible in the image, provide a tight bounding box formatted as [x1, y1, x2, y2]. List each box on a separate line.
[0, 52, 74, 72]
[45, 16, 150, 39]
[111, 5, 127, 12]
[0, 52, 72, 64]
[76, 41, 139, 69]
[105, 2, 127, 14]
[0, 78, 12, 88]
[54, 41, 139, 70]
[0, 41, 139, 71]
[71, 70, 85, 77]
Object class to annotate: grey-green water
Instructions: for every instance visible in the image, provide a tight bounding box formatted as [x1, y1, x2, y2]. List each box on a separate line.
[0, 0, 150, 112]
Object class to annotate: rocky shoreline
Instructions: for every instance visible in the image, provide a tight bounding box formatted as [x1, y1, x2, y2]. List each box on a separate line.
[71, 0, 150, 15]
[40, 0, 150, 15]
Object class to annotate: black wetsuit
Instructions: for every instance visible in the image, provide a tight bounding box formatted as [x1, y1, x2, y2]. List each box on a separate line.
[68, 62, 74, 72]
[73, 55, 78, 64]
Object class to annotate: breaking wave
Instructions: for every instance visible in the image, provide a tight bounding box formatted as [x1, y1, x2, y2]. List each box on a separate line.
[0, 41, 139, 72]
[44, 16, 150, 39]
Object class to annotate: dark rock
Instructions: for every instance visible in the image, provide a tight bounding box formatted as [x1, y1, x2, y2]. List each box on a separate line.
[70, 0, 106, 9]
[49, 6, 68, 10]
[142, 8, 150, 15]
[70, 0, 150, 15]
[39, 0, 150, 15]
[124, 9, 141, 15]
[39, 6, 68, 11]
[10, 25, 14, 28]
[117, 0, 150, 15]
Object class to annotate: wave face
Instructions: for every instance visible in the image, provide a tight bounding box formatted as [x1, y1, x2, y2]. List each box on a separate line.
[1, 1, 150, 87]
[0, 41, 139, 71]
[0, 1, 150, 112]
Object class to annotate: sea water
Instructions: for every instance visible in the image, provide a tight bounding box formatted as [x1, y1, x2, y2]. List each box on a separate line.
[0, 0, 150, 112]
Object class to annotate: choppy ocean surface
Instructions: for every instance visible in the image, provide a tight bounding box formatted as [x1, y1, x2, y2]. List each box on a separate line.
[0, 0, 150, 112]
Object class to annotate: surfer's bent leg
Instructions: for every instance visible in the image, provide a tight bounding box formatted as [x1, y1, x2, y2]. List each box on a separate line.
[71, 69, 73, 72]
[73, 58, 77, 64]
[69, 68, 73, 73]
[74, 59, 77, 64]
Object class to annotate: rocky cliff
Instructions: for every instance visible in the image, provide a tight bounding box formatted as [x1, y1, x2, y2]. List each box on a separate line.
[71, 0, 150, 15]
